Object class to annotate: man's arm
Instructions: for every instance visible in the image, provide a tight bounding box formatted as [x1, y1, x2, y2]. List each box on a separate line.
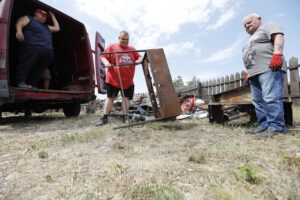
[100, 57, 112, 68]
[135, 56, 143, 65]
[48, 11, 60, 33]
[269, 33, 285, 69]
[272, 33, 284, 54]
[15, 16, 30, 42]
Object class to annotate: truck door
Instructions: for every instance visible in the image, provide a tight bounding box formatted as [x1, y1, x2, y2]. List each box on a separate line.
[0, 0, 10, 98]
[95, 31, 106, 94]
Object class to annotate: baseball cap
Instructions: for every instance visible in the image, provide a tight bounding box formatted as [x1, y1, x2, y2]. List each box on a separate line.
[35, 8, 48, 17]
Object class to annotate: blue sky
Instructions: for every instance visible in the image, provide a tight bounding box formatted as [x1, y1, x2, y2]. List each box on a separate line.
[44, 0, 300, 95]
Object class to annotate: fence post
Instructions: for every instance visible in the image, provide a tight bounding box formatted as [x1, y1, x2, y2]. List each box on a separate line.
[225, 75, 229, 91]
[198, 82, 202, 99]
[289, 57, 300, 105]
[220, 77, 225, 93]
[216, 78, 221, 94]
[212, 79, 217, 95]
[241, 71, 247, 86]
[235, 72, 240, 88]
[208, 80, 213, 102]
[229, 74, 235, 90]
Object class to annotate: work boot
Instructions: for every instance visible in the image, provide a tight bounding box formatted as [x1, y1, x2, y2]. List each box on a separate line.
[18, 82, 32, 89]
[245, 127, 267, 134]
[96, 116, 108, 126]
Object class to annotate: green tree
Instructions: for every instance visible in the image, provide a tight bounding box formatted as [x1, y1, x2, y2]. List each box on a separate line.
[173, 75, 185, 88]
[186, 76, 200, 87]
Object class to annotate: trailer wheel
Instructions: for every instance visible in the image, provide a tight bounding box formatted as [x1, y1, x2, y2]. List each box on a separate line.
[63, 103, 81, 117]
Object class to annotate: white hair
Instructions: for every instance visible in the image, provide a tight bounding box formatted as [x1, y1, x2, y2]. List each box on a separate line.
[242, 13, 261, 24]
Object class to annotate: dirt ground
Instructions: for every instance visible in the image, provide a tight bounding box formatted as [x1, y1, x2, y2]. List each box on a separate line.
[0, 107, 299, 200]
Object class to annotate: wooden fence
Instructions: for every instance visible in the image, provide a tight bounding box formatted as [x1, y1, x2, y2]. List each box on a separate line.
[177, 57, 300, 103]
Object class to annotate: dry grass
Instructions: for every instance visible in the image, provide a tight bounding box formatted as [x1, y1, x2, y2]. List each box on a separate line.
[0, 107, 300, 199]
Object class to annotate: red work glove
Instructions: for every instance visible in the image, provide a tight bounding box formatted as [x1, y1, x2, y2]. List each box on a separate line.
[269, 54, 282, 70]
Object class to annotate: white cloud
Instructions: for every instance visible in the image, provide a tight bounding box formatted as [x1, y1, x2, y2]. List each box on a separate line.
[164, 42, 194, 56]
[198, 37, 245, 63]
[74, 0, 238, 52]
[206, 8, 236, 30]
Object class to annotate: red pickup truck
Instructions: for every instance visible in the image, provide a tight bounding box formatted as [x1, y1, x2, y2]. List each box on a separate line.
[0, 0, 106, 118]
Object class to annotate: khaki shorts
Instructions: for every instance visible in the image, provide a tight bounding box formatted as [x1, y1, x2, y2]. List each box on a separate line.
[42, 68, 51, 79]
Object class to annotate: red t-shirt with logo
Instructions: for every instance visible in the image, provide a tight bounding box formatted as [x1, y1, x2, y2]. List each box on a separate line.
[102, 44, 141, 89]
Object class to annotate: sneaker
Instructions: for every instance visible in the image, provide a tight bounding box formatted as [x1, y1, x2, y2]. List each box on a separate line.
[96, 117, 108, 126]
[245, 127, 267, 134]
[18, 82, 32, 89]
[255, 128, 280, 138]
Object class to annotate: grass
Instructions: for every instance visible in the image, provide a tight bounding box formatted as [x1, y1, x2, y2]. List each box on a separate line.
[146, 121, 198, 131]
[127, 181, 183, 200]
[236, 164, 263, 185]
[61, 130, 106, 146]
[1, 109, 300, 199]
[281, 152, 300, 166]
[189, 153, 206, 164]
[38, 150, 48, 159]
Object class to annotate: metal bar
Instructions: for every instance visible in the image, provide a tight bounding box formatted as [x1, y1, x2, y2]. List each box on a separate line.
[113, 52, 130, 125]
[113, 117, 166, 129]
[102, 50, 147, 54]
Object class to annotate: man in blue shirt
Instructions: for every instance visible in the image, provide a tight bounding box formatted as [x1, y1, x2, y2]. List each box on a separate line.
[15, 8, 60, 89]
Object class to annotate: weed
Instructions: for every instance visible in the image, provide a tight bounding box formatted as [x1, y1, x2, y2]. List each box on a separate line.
[127, 182, 183, 200]
[282, 152, 300, 166]
[61, 134, 76, 146]
[45, 175, 54, 183]
[237, 164, 262, 184]
[211, 183, 254, 200]
[60, 131, 105, 146]
[38, 150, 48, 159]
[189, 153, 206, 164]
[30, 144, 37, 150]
[110, 163, 125, 175]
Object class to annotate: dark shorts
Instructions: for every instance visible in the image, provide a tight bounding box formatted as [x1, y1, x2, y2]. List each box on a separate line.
[106, 83, 134, 100]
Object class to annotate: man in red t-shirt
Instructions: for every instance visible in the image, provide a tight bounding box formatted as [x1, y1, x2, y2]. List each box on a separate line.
[98, 31, 143, 125]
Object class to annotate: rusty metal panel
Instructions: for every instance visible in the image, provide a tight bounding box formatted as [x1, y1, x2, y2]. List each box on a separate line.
[142, 49, 181, 118]
[213, 85, 252, 103]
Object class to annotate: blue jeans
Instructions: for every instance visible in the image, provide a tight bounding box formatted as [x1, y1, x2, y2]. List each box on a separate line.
[249, 70, 285, 132]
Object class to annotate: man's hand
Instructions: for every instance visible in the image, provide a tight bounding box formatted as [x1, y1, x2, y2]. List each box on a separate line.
[16, 30, 24, 42]
[269, 54, 282, 70]
[103, 61, 112, 68]
[135, 57, 143, 65]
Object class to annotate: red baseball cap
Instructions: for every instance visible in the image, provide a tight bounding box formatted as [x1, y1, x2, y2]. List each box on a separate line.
[35, 8, 48, 17]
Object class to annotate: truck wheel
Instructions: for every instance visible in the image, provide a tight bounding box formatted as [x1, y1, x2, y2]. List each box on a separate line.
[63, 103, 81, 117]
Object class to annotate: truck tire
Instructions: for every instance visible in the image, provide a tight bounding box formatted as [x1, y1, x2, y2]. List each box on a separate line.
[63, 103, 81, 117]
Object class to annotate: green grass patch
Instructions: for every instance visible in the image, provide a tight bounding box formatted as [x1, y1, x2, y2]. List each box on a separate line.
[189, 153, 206, 164]
[110, 163, 125, 175]
[281, 152, 300, 166]
[127, 181, 183, 200]
[38, 150, 48, 159]
[60, 130, 105, 146]
[236, 164, 262, 184]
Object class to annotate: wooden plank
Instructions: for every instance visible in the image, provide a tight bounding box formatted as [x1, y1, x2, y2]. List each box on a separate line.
[241, 71, 247, 86]
[225, 75, 229, 91]
[220, 77, 225, 93]
[289, 57, 299, 96]
[213, 85, 252, 103]
[216, 78, 221, 94]
[235, 72, 240, 88]
[229, 74, 234, 90]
